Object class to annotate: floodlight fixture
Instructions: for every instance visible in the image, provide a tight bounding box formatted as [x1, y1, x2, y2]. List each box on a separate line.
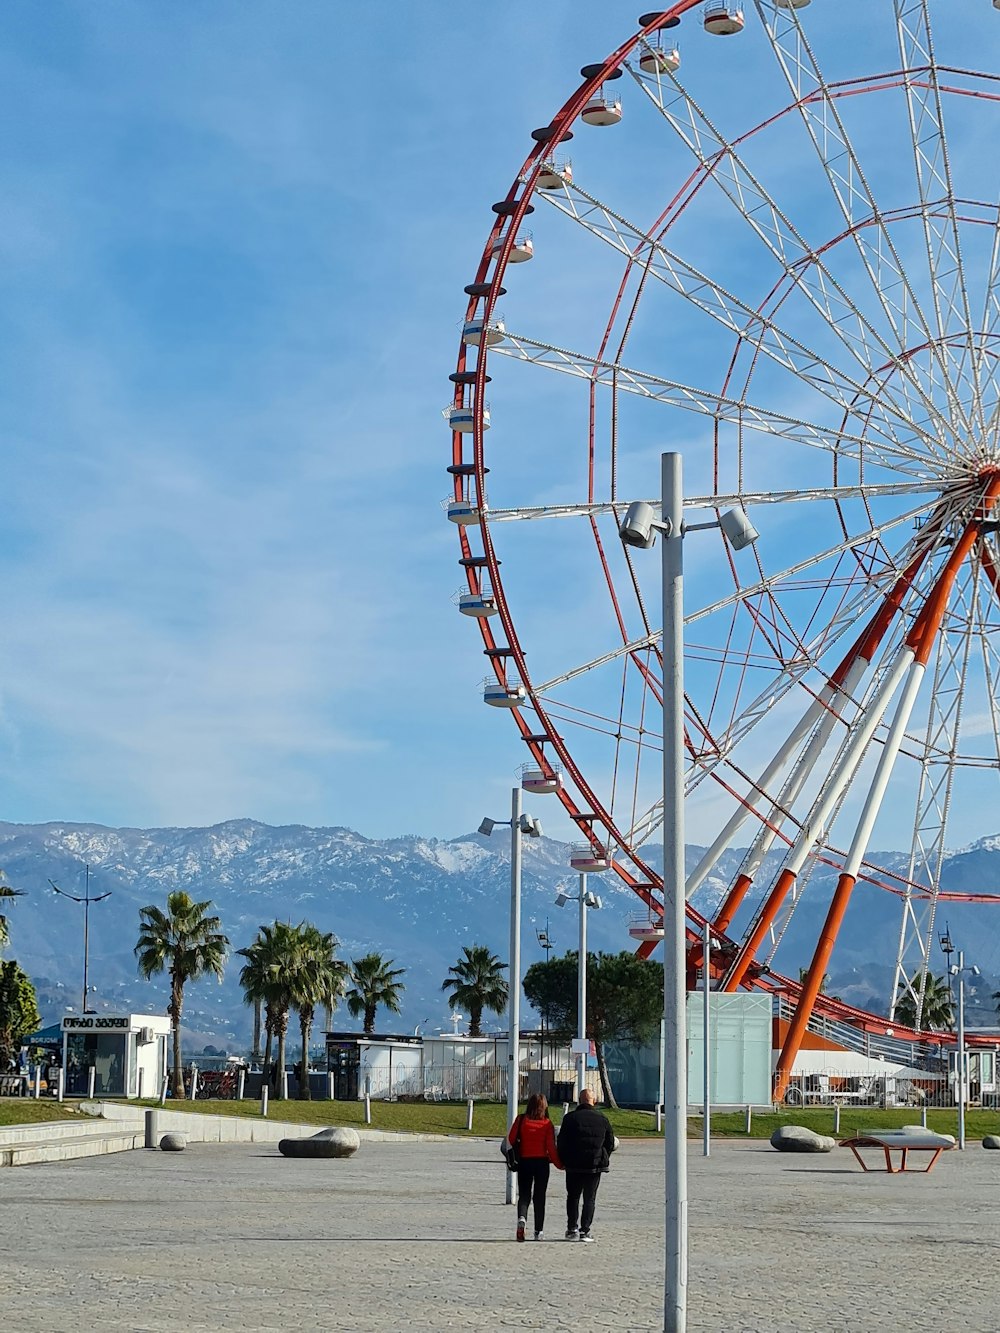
[719, 507, 760, 551]
[478, 817, 496, 836]
[555, 892, 570, 908]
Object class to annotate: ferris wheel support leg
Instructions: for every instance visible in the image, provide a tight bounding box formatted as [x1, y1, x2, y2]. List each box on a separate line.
[774, 658, 928, 1101]
[704, 552, 925, 935]
[723, 648, 914, 992]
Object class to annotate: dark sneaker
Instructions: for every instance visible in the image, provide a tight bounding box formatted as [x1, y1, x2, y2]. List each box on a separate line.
[534, 1232, 544, 1241]
[579, 1231, 595, 1243]
[565, 1228, 579, 1240]
[516, 1220, 526, 1243]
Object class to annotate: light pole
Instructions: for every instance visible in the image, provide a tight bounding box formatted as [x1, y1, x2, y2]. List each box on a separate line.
[555, 875, 602, 1098]
[50, 866, 112, 1015]
[479, 790, 542, 1204]
[535, 920, 552, 1078]
[950, 950, 980, 1150]
[620, 452, 759, 1333]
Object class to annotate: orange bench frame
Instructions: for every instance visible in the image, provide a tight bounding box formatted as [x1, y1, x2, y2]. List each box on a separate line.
[840, 1136, 951, 1174]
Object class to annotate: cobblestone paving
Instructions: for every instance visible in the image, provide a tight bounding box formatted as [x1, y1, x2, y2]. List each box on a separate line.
[1, 1137, 996, 1331]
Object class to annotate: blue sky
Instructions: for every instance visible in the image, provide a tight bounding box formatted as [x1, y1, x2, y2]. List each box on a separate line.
[1, 2, 999, 859]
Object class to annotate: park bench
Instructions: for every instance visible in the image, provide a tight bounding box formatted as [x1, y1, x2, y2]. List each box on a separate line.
[840, 1126, 955, 1174]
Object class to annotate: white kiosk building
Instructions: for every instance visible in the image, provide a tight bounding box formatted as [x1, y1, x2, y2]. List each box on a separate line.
[61, 1013, 171, 1098]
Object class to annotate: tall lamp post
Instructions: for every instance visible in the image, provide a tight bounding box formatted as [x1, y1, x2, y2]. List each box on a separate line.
[479, 789, 542, 1204]
[50, 866, 112, 1015]
[536, 920, 552, 1078]
[950, 950, 979, 1150]
[555, 876, 602, 1099]
[620, 452, 759, 1333]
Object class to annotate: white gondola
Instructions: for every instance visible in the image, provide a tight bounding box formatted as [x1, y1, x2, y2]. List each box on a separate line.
[444, 498, 481, 525]
[628, 914, 664, 942]
[445, 403, 490, 433]
[520, 762, 563, 794]
[461, 318, 506, 347]
[484, 679, 526, 708]
[569, 842, 611, 871]
[639, 45, 681, 75]
[536, 159, 572, 190]
[703, 3, 745, 35]
[456, 590, 498, 618]
[775, 0, 810, 7]
[489, 233, 534, 263]
[581, 95, 623, 127]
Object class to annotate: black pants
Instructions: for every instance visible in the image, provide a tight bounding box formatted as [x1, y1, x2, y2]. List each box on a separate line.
[516, 1158, 551, 1232]
[565, 1170, 601, 1234]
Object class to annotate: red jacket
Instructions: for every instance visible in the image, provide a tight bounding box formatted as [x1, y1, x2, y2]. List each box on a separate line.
[508, 1115, 562, 1168]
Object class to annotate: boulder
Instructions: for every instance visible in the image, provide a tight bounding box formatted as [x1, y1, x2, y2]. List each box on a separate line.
[983, 1135, 1000, 1150]
[278, 1126, 361, 1159]
[159, 1133, 187, 1152]
[770, 1124, 835, 1154]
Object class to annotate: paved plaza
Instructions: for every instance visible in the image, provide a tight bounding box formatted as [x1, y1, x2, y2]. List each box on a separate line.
[1, 1135, 997, 1331]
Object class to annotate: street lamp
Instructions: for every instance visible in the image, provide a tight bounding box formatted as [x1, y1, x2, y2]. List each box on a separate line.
[620, 451, 759, 1333]
[535, 921, 553, 1077]
[50, 866, 112, 1015]
[939, 926, 955, 1008]
[480, 789, 542, 1204]
[555, 876, 601, 1100]
[949, 950, 980, 1150]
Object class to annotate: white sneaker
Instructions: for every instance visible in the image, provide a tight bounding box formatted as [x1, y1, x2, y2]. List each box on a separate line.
[565, 1228, 579, 1240]
[579, 1231, 595, 1243]
[534, 1232, 544, 1241]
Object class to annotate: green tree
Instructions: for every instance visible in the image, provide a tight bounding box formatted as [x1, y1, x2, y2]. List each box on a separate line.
[0, 880, 25, 951]
[442, 945, 508, 1038]
[0, 960, 41, 1068]
[238, 920, 300, 1095]
[895, 971, 954, 1031]
[346, 952, 406, 1035]
[135, 891, 229, 1098]
[524, 950, 664, 1108]
[287, 924, 346, 1101]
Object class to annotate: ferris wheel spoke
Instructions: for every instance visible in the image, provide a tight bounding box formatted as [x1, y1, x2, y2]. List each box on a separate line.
[490, 331, 935, 472]
[753, 0, 973, 445]
[534, 176, 932, 453]
[484, 479, 942, 525]
[894, 0, 982, 440]
[625, 60, 954, 453]
[975, 211, 1000, 447]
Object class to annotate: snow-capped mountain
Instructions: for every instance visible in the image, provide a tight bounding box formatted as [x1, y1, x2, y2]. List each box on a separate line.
[5, 819, 1000, 1046]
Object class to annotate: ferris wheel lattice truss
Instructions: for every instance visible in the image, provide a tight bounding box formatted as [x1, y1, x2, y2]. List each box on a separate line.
[447, 0, 1000, 1099]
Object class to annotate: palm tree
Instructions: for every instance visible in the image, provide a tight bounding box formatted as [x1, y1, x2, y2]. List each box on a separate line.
[237, 931, 272, 1071]
[895, 971, 954, 1031]
[0, 880, 25, 951]
[346, 952, 406, 1034]
[245, 920, 301, 1096]
[135, 891, 229, 1098]
[442, 944, 508, 1038]
[286, 925, 346, 1100]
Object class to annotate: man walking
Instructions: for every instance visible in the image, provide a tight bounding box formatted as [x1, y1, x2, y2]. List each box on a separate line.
[556, 1088, 615, 1243]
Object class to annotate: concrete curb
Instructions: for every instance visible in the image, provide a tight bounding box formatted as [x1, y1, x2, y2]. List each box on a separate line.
[0, 1129, 146, 1167]
[100, 1103, 464, 1146]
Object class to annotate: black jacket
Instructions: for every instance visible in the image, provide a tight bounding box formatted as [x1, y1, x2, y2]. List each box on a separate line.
[557, 1104, 615, 1174]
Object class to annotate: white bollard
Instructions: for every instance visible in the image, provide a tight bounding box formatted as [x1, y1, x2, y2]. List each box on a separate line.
[744, 1104, 752, 1134]
[189, 1068, 199, 1101]
[137, 1069, 144, 1101]
[144, 1109, 159, 1148]
[237, 1069, 246, 1101]
[562, 1101, 570, 1122]
[656, 1102, 663, 1134]
[466, 1097, 474, 1131]
[921, 1104, 928, 1128]
[160, 1074, 169, 1107]
[833, 1104, 841, 1136]
[57, 1068, 65, 1103]
[33, 1066, 41, 1100]
[87, 1067, 96, 1100]
[280, 1071, 288, 1101]
[327, 1072, 335, 1101]
[260, 1087, 269, 1118]
[364, 1093, 371, 1125]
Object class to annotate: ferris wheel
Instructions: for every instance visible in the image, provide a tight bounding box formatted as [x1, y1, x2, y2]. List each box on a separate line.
[447, 0, 1000, 1097]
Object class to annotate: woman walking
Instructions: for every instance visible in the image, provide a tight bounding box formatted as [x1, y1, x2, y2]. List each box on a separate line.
[507, 1093, 563, 1242]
